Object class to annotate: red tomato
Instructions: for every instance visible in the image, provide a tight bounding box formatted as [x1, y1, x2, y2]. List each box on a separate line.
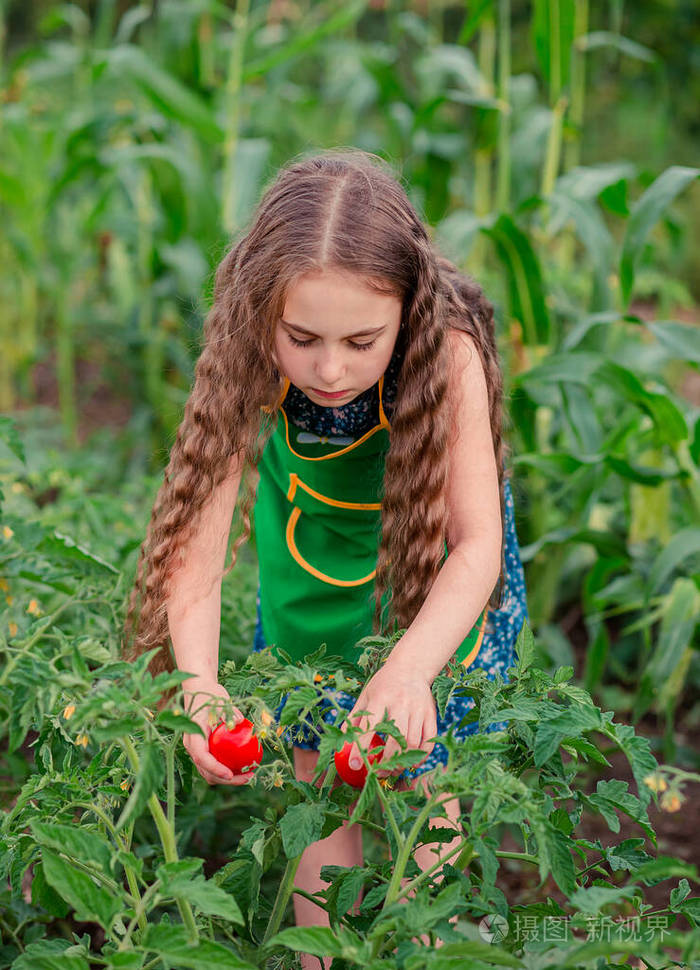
[334, 732, 386, 788]
[208, 718, 263, 774]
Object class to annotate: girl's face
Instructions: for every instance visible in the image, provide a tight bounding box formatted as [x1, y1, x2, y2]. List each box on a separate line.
[274, 269, 403, 407]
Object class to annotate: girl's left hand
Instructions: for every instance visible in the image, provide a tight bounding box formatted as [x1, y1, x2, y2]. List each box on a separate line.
[339, 660, 438, 778]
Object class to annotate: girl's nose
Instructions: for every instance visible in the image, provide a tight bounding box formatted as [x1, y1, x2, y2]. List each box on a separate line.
[314, 350, 346, 386]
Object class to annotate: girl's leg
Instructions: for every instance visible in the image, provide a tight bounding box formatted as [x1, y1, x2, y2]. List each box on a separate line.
[386, 767, 463, 948]
[292, 745, 364, 970]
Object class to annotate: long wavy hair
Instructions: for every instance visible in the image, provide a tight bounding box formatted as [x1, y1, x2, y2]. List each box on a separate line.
[121, 148, 510, 700]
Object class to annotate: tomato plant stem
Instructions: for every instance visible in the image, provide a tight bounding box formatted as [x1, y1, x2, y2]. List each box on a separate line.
[495, 850, 540, 865]
[120, 735, 199, 942]
[166, 741, 175, 829]
[389, 839, 467, 905]
[118, 880, 163, 949]
[72, 797, 149, 936]
[262, 852, 303, 945]
[381, 790, 451, 908]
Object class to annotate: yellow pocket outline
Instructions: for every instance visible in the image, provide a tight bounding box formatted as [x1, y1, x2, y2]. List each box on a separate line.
[285, 473, 380, 587]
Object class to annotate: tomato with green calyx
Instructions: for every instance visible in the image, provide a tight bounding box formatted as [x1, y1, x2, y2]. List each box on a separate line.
[209, 718, 263, 774]
[334, 732, 386, 788]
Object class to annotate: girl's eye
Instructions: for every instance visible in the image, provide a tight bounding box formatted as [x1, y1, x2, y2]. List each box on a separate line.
[288, 335, 376, 352]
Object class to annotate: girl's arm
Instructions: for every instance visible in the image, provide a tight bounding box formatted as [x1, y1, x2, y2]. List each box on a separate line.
[341, 331, 503, 774]
[166, 451, 246, 689]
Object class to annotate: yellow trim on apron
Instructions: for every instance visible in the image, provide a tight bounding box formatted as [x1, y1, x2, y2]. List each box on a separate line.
[287, 472, 382, 510]
[286, 506, 378, 587]
[263, 374, 391, 462]
[459, 606, 489, 670]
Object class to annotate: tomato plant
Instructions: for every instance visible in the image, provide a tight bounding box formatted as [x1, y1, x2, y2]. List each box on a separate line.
[334, 732, 386, 788]
[208, 718, 263, 773]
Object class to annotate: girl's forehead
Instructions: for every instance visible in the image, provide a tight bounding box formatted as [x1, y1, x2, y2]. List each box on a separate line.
[283, 272, 402, 315]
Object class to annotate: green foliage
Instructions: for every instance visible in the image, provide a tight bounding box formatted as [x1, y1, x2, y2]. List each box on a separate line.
[1, 1, 699, 966]
[1, 474, 699, 965]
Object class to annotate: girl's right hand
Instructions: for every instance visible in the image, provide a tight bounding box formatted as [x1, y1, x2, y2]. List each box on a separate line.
[181, 678, 256, 786]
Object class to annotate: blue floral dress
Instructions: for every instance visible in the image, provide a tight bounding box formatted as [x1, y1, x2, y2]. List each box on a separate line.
[252, 341, 529, 781]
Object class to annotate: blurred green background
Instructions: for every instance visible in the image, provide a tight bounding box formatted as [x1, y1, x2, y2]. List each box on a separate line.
[1, 0, 699, 763]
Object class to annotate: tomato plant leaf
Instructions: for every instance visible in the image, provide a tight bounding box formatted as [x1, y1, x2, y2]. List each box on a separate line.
[267, 925, 365, 960]
[278, 800, 326, 859]
[586, 779, 655, 841]
[10, 939, 90, 970]
[29, 820, 113, 874]
[140, 922, 257, 968]
[513, 620, 535, 679]
[569, 883, 638, 914]
[157, 859, 245, 924]
[603, 720, 658, 807]
[39, 846, 124, 931]
[631, 855, 698, 886]
[670, 878, 692, 909]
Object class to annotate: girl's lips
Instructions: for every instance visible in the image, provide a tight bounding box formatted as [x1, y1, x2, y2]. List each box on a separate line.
[312, 388, 351, 399]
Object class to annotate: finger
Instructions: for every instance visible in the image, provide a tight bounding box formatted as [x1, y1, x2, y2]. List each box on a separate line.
[200, 753, 238, 781]
[353, 712, 378, 769]
[376, 724, 408, 778]
[198, 766, 256, 786]
[406, 713, 424, 758]
[342, 704, 363, 729]
[425, 720, 438, 755]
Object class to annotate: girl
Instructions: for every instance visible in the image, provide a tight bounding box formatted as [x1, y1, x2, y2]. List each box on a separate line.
[122, 148, 528, 962]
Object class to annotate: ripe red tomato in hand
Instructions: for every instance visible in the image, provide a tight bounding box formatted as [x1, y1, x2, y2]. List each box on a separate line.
[208, 718, 263, 774]
[334, 732, 386, 788]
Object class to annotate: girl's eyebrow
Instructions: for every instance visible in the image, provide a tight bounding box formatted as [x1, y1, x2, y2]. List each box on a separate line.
[280, 318, 386, 338]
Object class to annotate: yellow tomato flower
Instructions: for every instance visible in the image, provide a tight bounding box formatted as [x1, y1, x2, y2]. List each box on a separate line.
[273, 773, 284, 787]
[144, 709, 154, 719]
[314, 674, 323, 683]
[261, 709, 274, 726]
[6, 594, 14, 606]
[120, 780, 130, 791]
[660, 791, 682, 813]
[643, 772, 668, 793]
[8, 622, 18, 637]
[3, 526, 14, 540]
[276, 725, 285, 737]
[27, 599, 41, 616]
[0, 578, 9, 591]
[75, 733, 89, 747]
[63, 704, 76, 720]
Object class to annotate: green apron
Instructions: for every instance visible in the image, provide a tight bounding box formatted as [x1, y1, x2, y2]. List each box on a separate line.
[254, 374, 489, 669]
